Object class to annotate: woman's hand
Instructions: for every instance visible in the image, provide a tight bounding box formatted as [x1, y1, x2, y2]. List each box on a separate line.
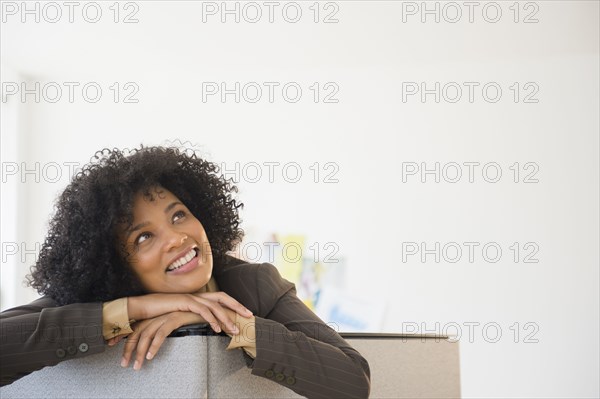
[120, 310, 238, 370]
[127, 291, 252, 333]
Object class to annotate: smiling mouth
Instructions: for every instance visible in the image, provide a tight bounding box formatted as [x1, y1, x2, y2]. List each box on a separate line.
[166, 248, 199, 272]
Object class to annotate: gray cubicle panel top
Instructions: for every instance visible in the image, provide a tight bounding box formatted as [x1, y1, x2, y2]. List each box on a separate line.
[340, 332, 452, 339]
[172, 323, 456, 340]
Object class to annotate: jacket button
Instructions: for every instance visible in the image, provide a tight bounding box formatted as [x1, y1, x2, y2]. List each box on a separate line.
[275, 373, 285, 382]
[56, 348, 66, 358]
[78, 343, 89, 353]
[286, 376, 296, 385]
[264, 369, 274, 378]
[67, 346, 77, 355]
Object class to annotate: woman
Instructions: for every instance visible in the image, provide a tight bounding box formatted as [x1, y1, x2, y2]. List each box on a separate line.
[0, 145, 371, 398]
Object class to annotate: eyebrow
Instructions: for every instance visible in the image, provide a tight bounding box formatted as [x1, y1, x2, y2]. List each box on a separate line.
[126, 201, 183, 239]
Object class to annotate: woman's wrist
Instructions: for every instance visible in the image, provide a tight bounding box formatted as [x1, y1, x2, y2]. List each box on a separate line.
[127, 296, 140, 321]
[126, 293, 187, 321]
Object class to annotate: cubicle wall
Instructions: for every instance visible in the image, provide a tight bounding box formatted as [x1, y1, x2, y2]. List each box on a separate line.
[1, 328, 460, 398]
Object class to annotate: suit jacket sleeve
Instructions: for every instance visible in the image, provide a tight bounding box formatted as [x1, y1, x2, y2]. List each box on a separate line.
[0, 296, 105, 386]
[222, 262, 371, 399]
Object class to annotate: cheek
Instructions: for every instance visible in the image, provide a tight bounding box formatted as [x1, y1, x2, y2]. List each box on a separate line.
[128, 253, 163, 291]
[129, 250, 160, 276]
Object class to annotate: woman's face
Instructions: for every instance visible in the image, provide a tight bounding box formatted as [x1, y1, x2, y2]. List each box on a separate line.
[118, 186, 213, 293]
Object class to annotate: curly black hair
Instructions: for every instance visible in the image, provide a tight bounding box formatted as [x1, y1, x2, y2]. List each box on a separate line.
[26, 145, 245, 306]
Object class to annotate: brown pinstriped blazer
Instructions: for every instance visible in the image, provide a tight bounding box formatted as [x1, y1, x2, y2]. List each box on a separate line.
[0, 256, 371, 398]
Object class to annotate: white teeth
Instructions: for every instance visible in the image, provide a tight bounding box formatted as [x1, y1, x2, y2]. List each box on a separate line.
[167, 248, 197, 271]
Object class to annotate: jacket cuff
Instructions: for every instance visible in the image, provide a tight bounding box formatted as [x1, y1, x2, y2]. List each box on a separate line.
[225, 312, 256, 358]
[102, 298, 134, 340]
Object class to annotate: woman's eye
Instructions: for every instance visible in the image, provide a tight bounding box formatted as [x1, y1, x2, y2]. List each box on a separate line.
[173, 210, 186, 222]
[136, 232, 152, 245]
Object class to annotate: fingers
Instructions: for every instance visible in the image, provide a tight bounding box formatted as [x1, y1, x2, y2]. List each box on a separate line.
[120, 313, 205, 371]
[187, 297, 239, 334]
[189, 292, 252, 332]
[107, 335, 125, 347]
[194, 292, 253, 318]
[144, 321, 175, 362]
[121, 319, 155, 370]
[131, 319, 167, 370]
[182, 300, 221, 333]
[189, 300, 236, 334]
[122, 319, 161, 370]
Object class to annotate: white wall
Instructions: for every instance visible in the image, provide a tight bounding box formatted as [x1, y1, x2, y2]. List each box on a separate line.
[1, 1, 598, 397]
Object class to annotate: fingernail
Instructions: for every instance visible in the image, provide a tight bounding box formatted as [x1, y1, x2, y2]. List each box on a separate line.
[244, 308, 253, 315]
[133, 360, 140, 370]
[231, 326, 239, 334]
[121, 357, 128, 368]
[108, 341, 114, 346]
[146, 352, 153, 360]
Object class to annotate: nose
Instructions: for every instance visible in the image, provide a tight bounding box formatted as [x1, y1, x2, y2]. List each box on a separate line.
[165, 229, 188, 251]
